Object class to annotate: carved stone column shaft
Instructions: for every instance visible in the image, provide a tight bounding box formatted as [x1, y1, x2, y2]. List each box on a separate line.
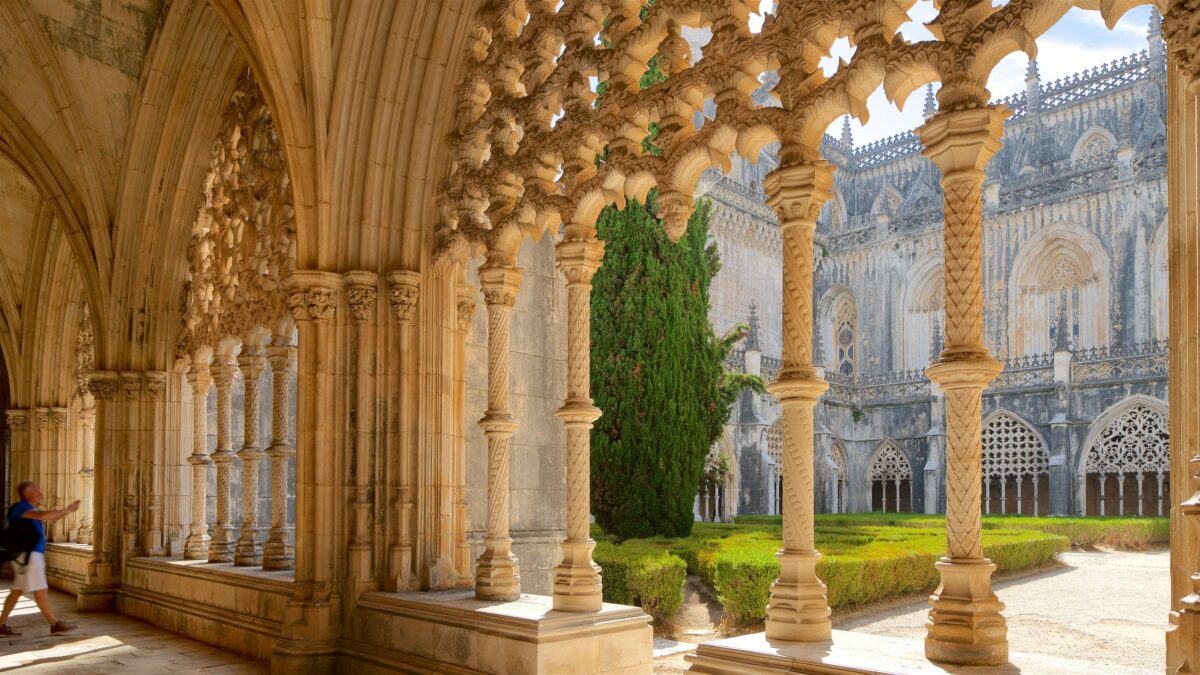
[386, 271, 419, 591]
[263, 336, 295, 571]
[552, 235, 604, 612]
[762, 161, 833, 642]
[236, 341, 268, 566]
[209, 354, 239, 564]
[347, 272, 379, 591]
[474, 257, 522, 602]
[919, 106, 1009, 667]
[77, 403, 96, 545]
[185, 364, 213, 560]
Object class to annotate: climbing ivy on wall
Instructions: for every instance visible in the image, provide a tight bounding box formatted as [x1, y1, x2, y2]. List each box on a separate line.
[590, 192, 761, 539]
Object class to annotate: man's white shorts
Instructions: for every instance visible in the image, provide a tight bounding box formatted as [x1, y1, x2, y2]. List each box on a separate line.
[12, 552, 47, 593]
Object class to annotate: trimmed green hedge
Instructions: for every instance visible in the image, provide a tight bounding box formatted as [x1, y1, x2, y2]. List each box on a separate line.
[593, 540, 686, 621]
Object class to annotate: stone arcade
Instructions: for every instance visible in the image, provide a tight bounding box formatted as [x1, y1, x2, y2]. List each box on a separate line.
[0, 1, 1199, 674]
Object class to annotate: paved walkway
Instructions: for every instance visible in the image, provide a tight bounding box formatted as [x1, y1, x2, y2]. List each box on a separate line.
[0, 583, 265, 673]
[839, 548, 1170, 674]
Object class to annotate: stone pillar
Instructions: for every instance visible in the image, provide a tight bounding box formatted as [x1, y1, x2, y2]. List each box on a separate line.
[209, 352, 239, 564]
[77, 402, 95, 545]
[762, 161, 833, 642]
[32, 408, 50, 501]
[263, 330, 296, 571]
[275, 272, 343, 668]
[385, 271, 419, 589]
[1164, 7, 1200, 670]
[346, 272, 378, 591]
[474, 246, 523, 602]
[918, 106, 1008, 666]
[236, 336, 268, 566]
[4, 411, 28, 496]
[118, 373, 145, 559]
[184, 359, 213, 560]
[50, 408, 69, 541]
[80, 371, 120, 611]
[453, 283, 476, 581]
[552, 232, 604, 612]
[142, 373, 170, 556]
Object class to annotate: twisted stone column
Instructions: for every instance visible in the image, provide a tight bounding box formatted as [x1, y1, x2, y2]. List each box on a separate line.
[77, 402, 95, 545]
[552, 233, 604, 612]
[918, 106, 1008, 666]
[184, 362, 212, 560]
[236, 339, 268, 566]
[209, 353, 239, 564]
[263, 332, 296, 570]
[762, 161, 833, 642]
[474, 254, 523, 601]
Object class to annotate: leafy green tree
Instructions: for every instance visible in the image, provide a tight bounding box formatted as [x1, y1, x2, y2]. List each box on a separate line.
[590, 192, 761, 539]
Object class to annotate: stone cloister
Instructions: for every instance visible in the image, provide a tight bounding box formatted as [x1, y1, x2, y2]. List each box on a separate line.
[1, 1, 1199, 673]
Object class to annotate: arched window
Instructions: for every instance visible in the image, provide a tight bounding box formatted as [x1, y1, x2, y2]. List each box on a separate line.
[982, 413, 1050, 515]
[900, 253, 945, 370]
[868, 442, 913, 513]
[768, 420, 783, 515]
[834, 298, 857, 377]
[1070, 127, 1117, 164]
[1083, 402, 1170, 516]
[1009, 223, 1110, 356]
[830, 442, 848, 514]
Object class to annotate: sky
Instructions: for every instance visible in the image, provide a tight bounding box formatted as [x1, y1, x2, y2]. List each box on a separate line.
[748, 1, 1158, 145]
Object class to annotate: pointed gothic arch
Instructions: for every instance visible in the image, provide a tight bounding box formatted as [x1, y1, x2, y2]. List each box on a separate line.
[1070, 125, 1119, 164]
[818, 285, 857, 377]
[982, 411, 1050, 515]
[900, 251, 945, 370]
[1008, 222, 1111, 356]
[1079, 395, 1170, 517]
[868, 441, 913, 513]
[830, 441, 848, 514]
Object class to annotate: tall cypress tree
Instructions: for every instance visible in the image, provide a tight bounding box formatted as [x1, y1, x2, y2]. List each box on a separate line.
[590, 192, 760, 539]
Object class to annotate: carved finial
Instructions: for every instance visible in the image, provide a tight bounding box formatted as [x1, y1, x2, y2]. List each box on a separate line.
[923, 84, 937, 120]
[840, 116, 853, 149]
[1149, 7, 1162, 39]
[746, 301, 761, 352]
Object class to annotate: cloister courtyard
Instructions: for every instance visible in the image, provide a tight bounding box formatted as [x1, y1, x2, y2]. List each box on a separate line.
[1, 0, 1200, 674]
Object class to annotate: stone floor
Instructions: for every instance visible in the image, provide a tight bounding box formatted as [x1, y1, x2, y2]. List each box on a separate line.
[0, 583, 266, 673]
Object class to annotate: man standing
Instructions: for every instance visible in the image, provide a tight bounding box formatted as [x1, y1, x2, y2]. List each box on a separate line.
[0, 482, 79, 636]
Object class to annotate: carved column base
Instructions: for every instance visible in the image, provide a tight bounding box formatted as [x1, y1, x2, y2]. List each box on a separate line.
[925, 558, 1008, 666]
[1168, 592, 1200, 673]
[209, 530, 237, 564]
[184, 529, 211, 561]
[235, 529, 265, 566]
[552, 539, 602, 612]
[764, 549, 831, 642]
[390, 545, 415, 591]
[263, 531, 295, 570]
[475, 537, 521, 601]
[77, 561, 118, 612]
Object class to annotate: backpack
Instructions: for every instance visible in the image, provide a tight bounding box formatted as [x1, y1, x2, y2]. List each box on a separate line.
[0, 517, 39, 565]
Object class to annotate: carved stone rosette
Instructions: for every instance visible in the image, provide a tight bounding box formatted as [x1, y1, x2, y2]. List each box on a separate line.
[918, 107, 1009, 667]
[208, 354, 239, 564]
[474, 254, 523, 601]
[762, 161, 834, 642]
[551, 234, 604, 612]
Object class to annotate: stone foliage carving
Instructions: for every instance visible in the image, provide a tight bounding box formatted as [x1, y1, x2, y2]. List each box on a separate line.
[75, 303, 95, 398]
[181, 68, 295, 353]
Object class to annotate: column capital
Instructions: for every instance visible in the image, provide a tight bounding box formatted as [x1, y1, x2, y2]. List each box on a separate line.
[1164, 4, 1200, 86]
[555, 237, 605, 287]
[917, 106, 1010, 178]
[926, 355, 1002, 391]
[187, 363, 213, 394]
[478, 263, 523, 308]
[284, 271, 343, 323]
[145, 371, 168, 400]
[119, 371, 144, 401]
[344, 270, 379, 322]
[238, 347, 268, 375]
[386, 270, 421, 323]
[764, 160, 834, 228]
[455, 284, 477, 333]
[50, 408, 68, 429]
[33, 408, 50, 430]
[87, 371, 120, 401]
[210, 355, 238, 386]
[4, 410, 28, 431]
[766, 368, 829, 406]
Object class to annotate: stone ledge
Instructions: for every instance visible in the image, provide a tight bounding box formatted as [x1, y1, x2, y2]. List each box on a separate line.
[45, 543, 91, 595]
[347, 590, 653, 673]
[685, 630, 1099, 675]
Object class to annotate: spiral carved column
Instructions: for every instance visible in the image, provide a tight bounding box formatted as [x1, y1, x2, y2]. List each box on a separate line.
[77, 402, 96, 545]
[209, 353, 239, 564]
[918, 106, 1008, 666]
[474, 254, 523, 601]
[184, 362, 213, 560]
[236, 338, 268, 566]
[552, 233, 604, 612]
[762, 161, 833, 642]
[263, 332, 296, 570]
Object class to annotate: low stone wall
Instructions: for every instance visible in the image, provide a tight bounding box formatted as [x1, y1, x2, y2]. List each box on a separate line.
[118, 557, 293, 661]
[45, 543, 91, 595]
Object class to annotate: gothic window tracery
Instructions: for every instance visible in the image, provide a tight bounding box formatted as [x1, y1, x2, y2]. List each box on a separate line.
[1083, 403, 1170, 516]
[834, 298, 857, 377]
[868, 443, 912, 513]
[902, 259, 945, 370]
[1009, 226, 1109, 356]
[982, 413, 1049, 515]
[830, 442, 848, 514]
[1072, 129, 1116, 164]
